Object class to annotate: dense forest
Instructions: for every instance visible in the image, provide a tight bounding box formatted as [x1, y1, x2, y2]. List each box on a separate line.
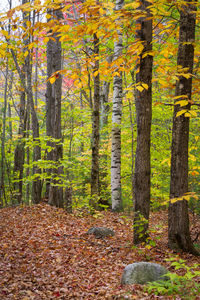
[0, 0, 200, 298]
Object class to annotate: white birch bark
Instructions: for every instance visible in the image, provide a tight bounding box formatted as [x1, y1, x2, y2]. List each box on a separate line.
[111, 0, 123, 211]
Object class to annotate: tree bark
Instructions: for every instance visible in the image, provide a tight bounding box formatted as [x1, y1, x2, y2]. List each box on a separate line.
[27, 53, 42, 204]
[99, 55, 112, 208]
[0, 59, 9, 207]
[12, 67, 26, 205]
[46, 8, 64, 208]
[133, 0, 153, 244]
[45, 21, 55, 199]
[111, 0, 123, 212]
[90, 32, 100, 210]
[168, 1, 199, 255]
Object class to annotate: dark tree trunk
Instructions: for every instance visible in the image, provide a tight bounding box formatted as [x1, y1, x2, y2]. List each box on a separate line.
[0, 59, 9, 207]
[27, 57, 42, 204]
[168, 1, 199, 256]
[22, 0, 42, 204]
[13, 75, 26, 205]
[45, 14, 55, 199]
[46, 8, 63, 208]
[90, 32, 100, 210]
[133, 0, 153, 244]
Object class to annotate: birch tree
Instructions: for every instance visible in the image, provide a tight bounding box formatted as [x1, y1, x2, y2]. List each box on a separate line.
[90, 32, 100, 209]
[111, 0, 123, 212]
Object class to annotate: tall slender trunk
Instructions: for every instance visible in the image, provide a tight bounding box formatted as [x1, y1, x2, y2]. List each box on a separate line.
[22, 0, 41, 204]
[45, 21, 55, 199]
[111, 0, 124, 212]
[26, 107, 30, 203]
[12, 71, 26, 205]
[90, 32, 100, 209]
[0, 59, 9, 207]
[168, 1, 199, 256]
[99, 55, 112, 208]
[27, 53, 42, 204]
[46, 8, 63, 208]
[6, 0, 26, 205]
[133, 0, 153, 244]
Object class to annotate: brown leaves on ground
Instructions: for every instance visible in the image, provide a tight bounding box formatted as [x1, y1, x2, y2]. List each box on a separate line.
[0, 204, 199, 299]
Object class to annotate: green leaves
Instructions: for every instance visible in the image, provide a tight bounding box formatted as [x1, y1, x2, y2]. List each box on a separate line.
[146, 257, 200, 298]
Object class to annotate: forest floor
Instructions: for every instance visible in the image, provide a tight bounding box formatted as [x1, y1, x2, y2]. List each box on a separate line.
[0, 203, 199, 300]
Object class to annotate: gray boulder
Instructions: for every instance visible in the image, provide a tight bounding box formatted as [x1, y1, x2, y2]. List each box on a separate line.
[86, 227, 115, 238]
[121, 262, 168, 285]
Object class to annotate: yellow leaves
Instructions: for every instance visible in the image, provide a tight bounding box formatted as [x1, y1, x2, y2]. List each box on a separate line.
[1, 30, 9, 38]
[24, 50, 29, 58]
[124, 2, 140, 10]
[174, 95, 188, 100]
[176, 109, 197, 118]
[142, 83, 148, 90]
[26, 20, 31, 28]
[177, 73, 192, 79]
[28, 42, 35, 50]
[43, 37, 49, 44]
[0, 49, 6, 57]
[48, 71, 62, 84]
[49, 76, 56, 84]
[93, 70, 99, 77]
[142, 51, 154, 58]
[158, 78, 168, 88]
[189, 110, 197, 117]
[175, 100, 188, 107]
[136, 82, 149, 92]
[169, 193, 199, 204]
[176, 109, 187, 117]
[46, 13, 52, 20]
[136, 86, 144, 92]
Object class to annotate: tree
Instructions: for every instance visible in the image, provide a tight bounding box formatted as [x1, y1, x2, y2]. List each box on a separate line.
[12, 0, 27, 204]
[133, 0, 153, 243]
[46, 6, 64, 208]
[90, 31, 100, 209]
[25, 2, 42, 204]
[111, 0, 124, 212]
[168, 0, 199, 255]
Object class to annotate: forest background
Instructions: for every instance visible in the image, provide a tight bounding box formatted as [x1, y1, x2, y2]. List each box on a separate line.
[0, 0, 200, 298]
[0, 0, 200, 248]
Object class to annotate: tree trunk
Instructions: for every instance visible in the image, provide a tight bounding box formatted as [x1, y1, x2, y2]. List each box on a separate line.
[133, 0, 153, 244]
[12, 73, 26, 205]
[27, 55, 42, 204]
[0, 59, 9, 207]
[46, 8, 63, 208]
[168, 1, 199, 256]
[90, 32, 100, 210]
[111, 0, 123, 212]
[45, 21, 55, 199]
[99, 55, 112, 208]
[22, 0, 42, 204]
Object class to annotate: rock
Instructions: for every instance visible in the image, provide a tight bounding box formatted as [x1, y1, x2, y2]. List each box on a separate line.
[86, 227, 115, 238]
[121, 262, 168, 285]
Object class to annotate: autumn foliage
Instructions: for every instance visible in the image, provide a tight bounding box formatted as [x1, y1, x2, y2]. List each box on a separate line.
[0, 204, 199, 299]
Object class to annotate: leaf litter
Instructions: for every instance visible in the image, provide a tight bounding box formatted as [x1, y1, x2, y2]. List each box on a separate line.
[0, 204, 199, 299]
